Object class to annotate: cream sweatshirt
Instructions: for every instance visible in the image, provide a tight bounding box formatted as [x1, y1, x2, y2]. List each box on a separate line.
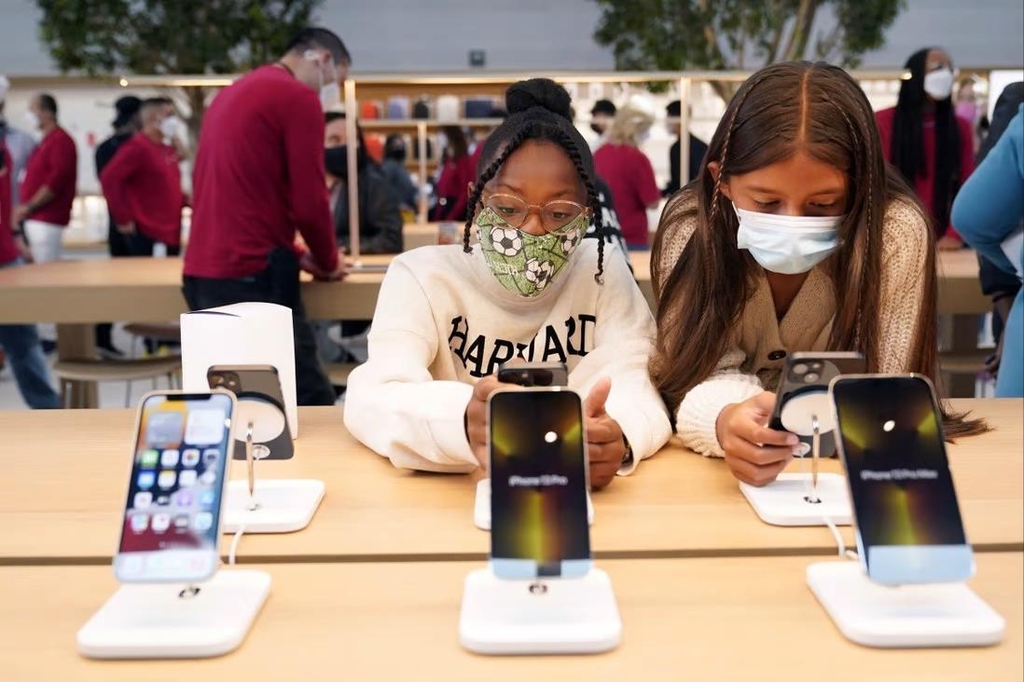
[344, 240, 673, 473]
[656, 198, 930, 458]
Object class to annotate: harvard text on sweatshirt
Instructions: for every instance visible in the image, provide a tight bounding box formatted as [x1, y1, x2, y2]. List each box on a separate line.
[344, 240, 673, 473]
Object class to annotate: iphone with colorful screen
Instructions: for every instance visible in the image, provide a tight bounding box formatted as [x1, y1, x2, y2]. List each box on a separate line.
[114, 390, 236, 583]
[488, 387, 591, 580]
[831, 374, 974, 585]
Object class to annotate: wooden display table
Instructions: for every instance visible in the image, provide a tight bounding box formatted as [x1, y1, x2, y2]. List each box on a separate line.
[1, 554, 1019, 680]
[0, 399, 1019, 565]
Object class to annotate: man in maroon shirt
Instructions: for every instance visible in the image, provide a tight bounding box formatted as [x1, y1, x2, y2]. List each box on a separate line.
[100, 98, 184, 257]
[183, 27, 350, 406]
[14, 93, 77, 263]
[0, 142, 61, 408]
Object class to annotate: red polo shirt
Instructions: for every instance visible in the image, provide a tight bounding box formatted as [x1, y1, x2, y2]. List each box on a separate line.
[0, 145, 20, 265]
[100, 133, 183, 246]
[594, 143, 661, 247]
[184, 65, 338, 279]
[19, 126, 77, 226]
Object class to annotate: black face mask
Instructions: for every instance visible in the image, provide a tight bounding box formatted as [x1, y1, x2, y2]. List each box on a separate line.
[326, 144, 371, 181]
[590, 123, 604, 135]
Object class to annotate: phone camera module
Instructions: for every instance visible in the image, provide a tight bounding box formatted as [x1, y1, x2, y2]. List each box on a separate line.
[803, 372, 820, 383]
[792, 363, 809, 375]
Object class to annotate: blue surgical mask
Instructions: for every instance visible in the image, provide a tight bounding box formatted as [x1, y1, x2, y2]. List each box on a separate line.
[734, 204, 841, 275]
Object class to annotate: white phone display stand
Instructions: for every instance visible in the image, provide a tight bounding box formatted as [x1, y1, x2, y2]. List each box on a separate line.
[806, 561, 1005, 648]
[222, 398, 324, 534]
[740, 392, 852, 526]
[474, 478, 594, 530]
[459, 568, 622, 655]
[77, 569, 272, 659]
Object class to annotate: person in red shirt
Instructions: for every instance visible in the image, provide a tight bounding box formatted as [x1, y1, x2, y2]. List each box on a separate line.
[594, 99, 661, 249]
[875, 47, 974, 250]
[14, 93, 77, 263]
[0, 142, 61, 408]
[430, 126, 475, 222]
[100, 98, 184, 257]
[183, 27, 350, 406]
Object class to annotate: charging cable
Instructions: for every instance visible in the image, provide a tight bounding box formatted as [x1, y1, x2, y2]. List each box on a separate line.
[228, 524, 247, 566]
[795, 440, 859, 562]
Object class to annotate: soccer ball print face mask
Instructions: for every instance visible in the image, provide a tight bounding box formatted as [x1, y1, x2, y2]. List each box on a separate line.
[475, 205, 588, 297]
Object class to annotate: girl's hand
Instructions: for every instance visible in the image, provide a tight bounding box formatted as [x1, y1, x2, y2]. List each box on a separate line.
[583, 377, 626, 489]
[716, 392, 800, 487]
[464, 375, 505, 470]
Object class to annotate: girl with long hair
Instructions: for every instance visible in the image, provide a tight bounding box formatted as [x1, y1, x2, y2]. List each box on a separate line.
[651, 61, 984, 487]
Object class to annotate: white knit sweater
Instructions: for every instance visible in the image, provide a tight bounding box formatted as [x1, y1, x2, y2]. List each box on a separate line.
[656, 198, 930, 457]
[345, 240, 673, 473]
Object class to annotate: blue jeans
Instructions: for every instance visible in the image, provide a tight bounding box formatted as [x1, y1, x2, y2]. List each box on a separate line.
[0, 259, 61, 409]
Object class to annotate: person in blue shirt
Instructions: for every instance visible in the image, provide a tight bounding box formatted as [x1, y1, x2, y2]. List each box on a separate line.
[951, 106, 1023, 397]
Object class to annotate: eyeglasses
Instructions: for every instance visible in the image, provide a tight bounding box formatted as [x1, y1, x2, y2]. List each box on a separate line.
[482, 193, 589, 233]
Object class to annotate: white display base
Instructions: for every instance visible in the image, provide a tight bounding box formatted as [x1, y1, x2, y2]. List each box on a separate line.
[222, 479, 325, 534]
[459, 568, 621, 655]
[739, 473, 851, 526]
[807, 561, 1005, 648]
[473, 478, 594, 530]
[77, 570, 272, 659]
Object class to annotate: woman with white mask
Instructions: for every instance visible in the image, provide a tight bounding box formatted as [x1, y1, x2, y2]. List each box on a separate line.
[875, 47, 976, 251]
[650, 61, 987, 488]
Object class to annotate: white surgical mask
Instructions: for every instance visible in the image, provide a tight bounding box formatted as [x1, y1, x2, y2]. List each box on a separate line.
[923, 68, 955, 101]
[319, 82, 341, 110]
[305, 50, 340, 110]
[734, 204, 841, 275]
[24, 110, 39, 130]
[159, 115, 181, 142]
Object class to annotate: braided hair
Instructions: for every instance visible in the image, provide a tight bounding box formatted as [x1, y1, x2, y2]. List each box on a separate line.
[462, 78, 606, 283]
[891, 48, 962, 235]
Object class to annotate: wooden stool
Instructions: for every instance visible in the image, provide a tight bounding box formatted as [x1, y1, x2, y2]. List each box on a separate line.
[53, 356, 183, 408]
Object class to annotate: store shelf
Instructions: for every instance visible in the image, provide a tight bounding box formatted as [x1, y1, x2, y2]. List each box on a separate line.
[360, 118, 505, 132]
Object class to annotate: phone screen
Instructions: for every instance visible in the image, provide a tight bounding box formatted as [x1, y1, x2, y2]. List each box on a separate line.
[114, 392, 235, 582]
[833, 376, 967, 558]
[489, 390, 590, 577]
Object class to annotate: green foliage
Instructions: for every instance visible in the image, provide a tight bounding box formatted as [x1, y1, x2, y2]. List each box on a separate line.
[37, 0, 322, 74]
[591, 0, 905, 77]
[35, 0, 324, 133]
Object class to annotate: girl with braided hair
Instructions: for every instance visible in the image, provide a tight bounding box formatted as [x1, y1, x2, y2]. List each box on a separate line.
[651, 61, 986, 489]
[345, 78, 671, 488]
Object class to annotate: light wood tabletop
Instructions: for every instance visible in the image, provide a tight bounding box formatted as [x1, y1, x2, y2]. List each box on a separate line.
[0, 246, 987, 325]
[1, 553, 1020, 681]
[0, 254, 394, 324]
[1, 399, 1019, 565]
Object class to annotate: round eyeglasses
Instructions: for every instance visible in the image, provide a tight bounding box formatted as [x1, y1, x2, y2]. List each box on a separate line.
[482, 193, 589, 233]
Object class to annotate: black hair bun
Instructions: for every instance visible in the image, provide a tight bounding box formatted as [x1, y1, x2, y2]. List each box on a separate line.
[506, 78, 572, 119]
